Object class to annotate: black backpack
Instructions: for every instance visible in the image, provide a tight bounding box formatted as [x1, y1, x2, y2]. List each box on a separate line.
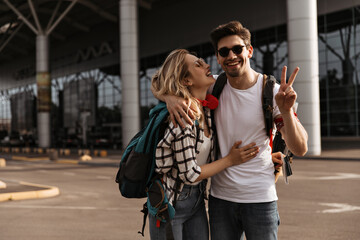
[211, 72, 292, 178]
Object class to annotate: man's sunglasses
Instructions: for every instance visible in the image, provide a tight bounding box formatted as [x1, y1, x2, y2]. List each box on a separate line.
[217, 45, 245, 57]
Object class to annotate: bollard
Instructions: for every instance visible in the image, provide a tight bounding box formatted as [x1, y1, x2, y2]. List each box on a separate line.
[100, 150, 107, 157]
[93, 150, 98, 156]
[64, 149, 70, 156]
[0, 158, 6, 167]
[49, 149, 58, 161]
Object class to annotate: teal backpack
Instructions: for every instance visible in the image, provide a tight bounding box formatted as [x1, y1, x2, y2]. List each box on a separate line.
[115, 102, 168, 198]
[115, 102, 176, 236]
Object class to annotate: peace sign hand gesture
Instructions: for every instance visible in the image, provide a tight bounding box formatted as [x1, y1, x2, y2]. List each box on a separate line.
[275, 66, 299, 114]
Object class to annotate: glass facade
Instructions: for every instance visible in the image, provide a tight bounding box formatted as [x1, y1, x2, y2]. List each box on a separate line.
[318, 7, 360, 136]
[0, 6, 359, 149]
[139, 6, 360, 137]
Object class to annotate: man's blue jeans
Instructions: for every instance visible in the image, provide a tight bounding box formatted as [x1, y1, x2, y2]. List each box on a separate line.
[208, 195, 280, 240]
[149, 182, 209, 240]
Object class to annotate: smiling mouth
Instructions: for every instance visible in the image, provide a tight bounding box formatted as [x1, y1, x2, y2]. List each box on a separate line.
[206, 70, 212, 77]
[226, 62, 239, 66]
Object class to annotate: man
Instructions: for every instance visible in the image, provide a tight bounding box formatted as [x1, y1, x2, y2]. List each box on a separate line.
[156, 21, 308, 240]
[206, 20, 307, 240]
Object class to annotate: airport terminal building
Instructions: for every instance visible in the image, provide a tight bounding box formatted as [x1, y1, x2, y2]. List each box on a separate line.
[0, 0, 359, 155]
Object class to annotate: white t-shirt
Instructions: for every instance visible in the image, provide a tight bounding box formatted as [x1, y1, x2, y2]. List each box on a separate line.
[190, 134, 211, 186]
[197, 134, 211, 167]
[209, 74, 280, 203]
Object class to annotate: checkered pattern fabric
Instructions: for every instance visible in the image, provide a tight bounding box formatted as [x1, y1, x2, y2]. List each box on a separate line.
[155, 107, 215, 205]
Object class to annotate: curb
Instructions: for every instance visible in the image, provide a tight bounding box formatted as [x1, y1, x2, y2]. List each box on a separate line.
[78, 161, 118, 167]
[11, 156, 50, 161]
[54, 159, 118, 167]
[0, 181, 60, 202]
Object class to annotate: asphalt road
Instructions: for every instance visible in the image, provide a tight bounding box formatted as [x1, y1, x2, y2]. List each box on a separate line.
[1, 158, 359, 240]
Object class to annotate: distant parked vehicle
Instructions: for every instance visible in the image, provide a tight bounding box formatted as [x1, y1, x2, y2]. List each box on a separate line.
[1, 134, 24, 147]
[61, 135, 81, 148]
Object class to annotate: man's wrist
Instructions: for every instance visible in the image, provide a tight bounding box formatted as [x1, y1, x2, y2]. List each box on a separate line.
[279, 108, 293, 116]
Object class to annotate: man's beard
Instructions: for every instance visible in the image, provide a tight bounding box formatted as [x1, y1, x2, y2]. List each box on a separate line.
[226, 69, 240, 78]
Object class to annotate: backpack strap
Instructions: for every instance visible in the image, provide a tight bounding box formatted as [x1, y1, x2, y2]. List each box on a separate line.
[211, 72, 227, 159]
[138, 202, 148, 236]
[262, 74, 276, 137]
[212, 72, 227, 99]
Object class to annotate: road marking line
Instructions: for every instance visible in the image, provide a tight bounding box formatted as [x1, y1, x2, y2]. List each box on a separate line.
[63, 172, 75, 176]
[96, 176, 112, 180]
[0, 205, 125, 211]
[315, 173, 360, 180]
[0, 205, 97, 210]
[319, 203, 360, 213]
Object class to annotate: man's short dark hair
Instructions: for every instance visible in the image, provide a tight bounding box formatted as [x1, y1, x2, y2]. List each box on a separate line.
[210, 21, 251, 54]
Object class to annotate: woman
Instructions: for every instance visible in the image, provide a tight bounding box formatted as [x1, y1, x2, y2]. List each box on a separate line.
[149, 49, 260, 240]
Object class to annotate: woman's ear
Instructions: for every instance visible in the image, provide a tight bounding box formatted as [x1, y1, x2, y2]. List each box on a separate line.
[183, 77, 193, 87]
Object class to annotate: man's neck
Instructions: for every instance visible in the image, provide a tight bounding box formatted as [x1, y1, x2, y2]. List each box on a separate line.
[227, 69, 259, 90]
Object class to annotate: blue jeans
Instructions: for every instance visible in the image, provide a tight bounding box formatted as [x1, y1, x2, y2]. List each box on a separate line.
[208, 195, 280, 240]
[149, 182, 209, 240]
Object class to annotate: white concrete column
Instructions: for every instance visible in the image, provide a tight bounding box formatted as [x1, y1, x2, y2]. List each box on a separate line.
[36, 35, 51, 148]
[287, 0, 321, 155]
[119, 0, 140, 147]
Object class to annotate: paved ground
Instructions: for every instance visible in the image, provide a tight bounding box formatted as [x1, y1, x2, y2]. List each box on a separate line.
[0, 138, 359, 239]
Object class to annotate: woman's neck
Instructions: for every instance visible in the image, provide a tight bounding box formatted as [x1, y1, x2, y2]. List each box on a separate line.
[190, 88, 207, 100]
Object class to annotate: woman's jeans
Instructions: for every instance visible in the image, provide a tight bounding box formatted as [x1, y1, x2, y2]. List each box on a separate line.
[208, 195, 280, 240]
[149, 182, 209, 240]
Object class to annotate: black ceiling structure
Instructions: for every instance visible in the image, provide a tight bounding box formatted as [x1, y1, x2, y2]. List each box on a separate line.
[0, 1, 358, 74]
[0, 0, 170, 64]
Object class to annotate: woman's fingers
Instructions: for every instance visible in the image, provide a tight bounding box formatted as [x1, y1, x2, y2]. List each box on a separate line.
[232, 141, 243, 149]
[240, 143, 259, 161]
[245, 147, 259, 159]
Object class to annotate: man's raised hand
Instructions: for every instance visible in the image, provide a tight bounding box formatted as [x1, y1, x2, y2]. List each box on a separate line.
[275, 66, 299, 113]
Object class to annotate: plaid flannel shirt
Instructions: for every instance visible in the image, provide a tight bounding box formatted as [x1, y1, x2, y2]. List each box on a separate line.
[155, 107, 215, 205]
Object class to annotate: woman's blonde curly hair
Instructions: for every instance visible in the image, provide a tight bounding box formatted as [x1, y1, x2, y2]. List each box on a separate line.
[151, 49, 202, 124]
